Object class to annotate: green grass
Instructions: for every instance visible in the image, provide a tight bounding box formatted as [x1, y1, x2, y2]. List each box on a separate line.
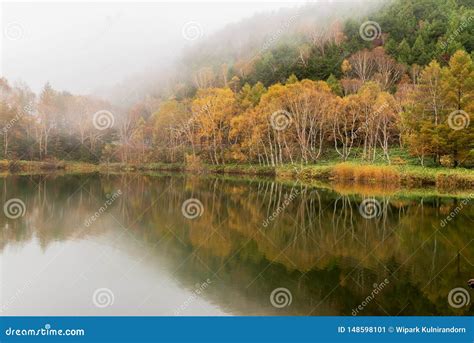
[206, 164, 276, 176]
[276, 161, 474, 190]
[0, 159, 66, 172]
[3, 156, 474, 192]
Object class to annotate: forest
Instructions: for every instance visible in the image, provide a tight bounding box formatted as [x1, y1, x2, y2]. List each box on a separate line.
[1, 0, 473, 171]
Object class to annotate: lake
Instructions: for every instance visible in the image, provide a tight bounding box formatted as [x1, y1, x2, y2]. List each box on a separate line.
[1, 173, 473, 316]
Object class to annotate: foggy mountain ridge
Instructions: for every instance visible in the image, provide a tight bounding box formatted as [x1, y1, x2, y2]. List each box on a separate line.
[100, 0, 386, 107]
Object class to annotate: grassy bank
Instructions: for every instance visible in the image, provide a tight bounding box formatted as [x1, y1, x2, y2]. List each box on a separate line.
[0, 160, 102, 175]
[277, 162, 474, 191]
[0, 160, 66, 173]
[2, 159, 474, 191]
[89, 162, 276, 175]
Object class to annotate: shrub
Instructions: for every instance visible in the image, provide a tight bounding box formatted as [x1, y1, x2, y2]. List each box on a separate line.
[391, 156, 407, 165]
[437, 173, 474, 190]
[440, 155, 455, 168]
[185, 154, 206, 172]
[331, 163, 400, 184]
[0, 160, 9, 171]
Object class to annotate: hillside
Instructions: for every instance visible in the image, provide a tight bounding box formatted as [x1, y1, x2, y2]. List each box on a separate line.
[0, 0, 473, 179]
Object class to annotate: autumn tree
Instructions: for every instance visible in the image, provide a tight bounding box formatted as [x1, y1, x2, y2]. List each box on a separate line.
[192, 88, 236, 165]
[440, 50, 474, 166]
[403, 50, 474, 166]
[153, 99, 191, 162]
[283, 80, 334, 162]
[402, 61, 444, 165]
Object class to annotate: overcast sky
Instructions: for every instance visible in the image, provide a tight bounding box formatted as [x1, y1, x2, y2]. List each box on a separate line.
[1, 1, 311, 95]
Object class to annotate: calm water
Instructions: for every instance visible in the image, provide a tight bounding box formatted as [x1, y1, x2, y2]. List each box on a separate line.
[1, 173, 473, 316]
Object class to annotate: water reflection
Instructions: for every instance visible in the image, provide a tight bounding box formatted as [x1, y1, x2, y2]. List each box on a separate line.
[1, 173, 473, 315]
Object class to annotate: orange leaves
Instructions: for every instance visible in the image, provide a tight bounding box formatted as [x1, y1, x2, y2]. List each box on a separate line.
[191, 88, 237, 164]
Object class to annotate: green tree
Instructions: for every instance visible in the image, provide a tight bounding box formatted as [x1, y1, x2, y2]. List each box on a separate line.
[326, 74, 343, 96]
[440, 50, 474, 166]
[397, 39, 412, 65]
[286, 74, 298, 84]
[412, 36, 429, 65]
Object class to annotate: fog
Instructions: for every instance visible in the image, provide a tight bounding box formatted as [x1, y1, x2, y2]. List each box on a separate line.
[1, 1, 312, 95]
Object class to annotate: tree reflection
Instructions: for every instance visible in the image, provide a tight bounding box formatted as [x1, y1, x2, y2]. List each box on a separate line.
[1, 174, 472, 315]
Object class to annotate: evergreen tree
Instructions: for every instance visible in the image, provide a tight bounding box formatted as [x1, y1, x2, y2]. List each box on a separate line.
[441, 50, 474, 166]
[397, 39, 412, 65]
[286, 74, 298, 84]
[326, 74, 343, 96]
[412, 36, 429, 65]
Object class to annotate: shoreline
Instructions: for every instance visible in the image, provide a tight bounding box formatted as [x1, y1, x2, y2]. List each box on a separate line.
[2, 160, 474, 193]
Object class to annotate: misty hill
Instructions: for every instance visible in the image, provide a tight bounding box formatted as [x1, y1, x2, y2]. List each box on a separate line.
[106, 0, 472, 104]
